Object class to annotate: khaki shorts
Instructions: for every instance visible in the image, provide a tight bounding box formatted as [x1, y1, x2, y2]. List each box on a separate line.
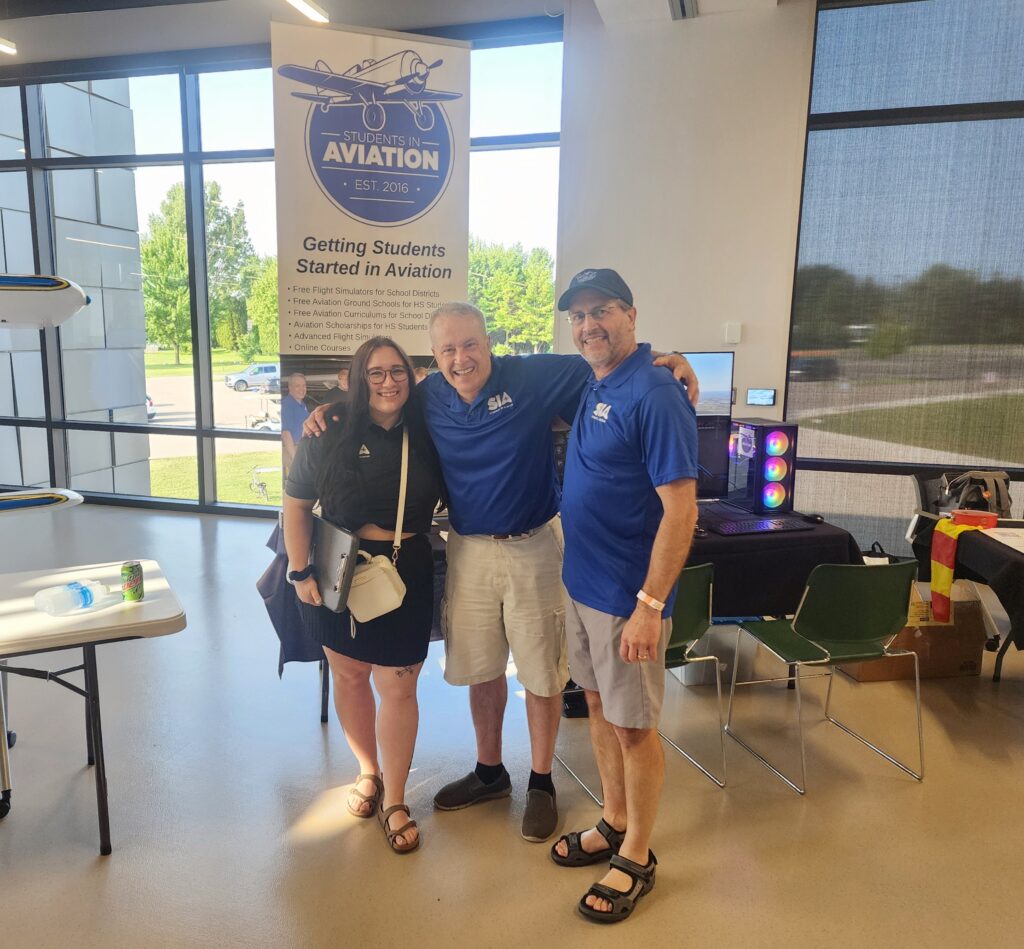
[565, 597, 672, 730]
[441, 517, 568, 697]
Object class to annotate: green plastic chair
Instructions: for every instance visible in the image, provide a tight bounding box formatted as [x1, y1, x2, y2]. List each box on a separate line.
[724, 560, 923, 795]
[662, 563, 726, 787]
[554, 563, 725, 805]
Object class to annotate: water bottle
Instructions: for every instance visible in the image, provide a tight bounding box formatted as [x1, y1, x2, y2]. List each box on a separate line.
[34, 580, 109, 615]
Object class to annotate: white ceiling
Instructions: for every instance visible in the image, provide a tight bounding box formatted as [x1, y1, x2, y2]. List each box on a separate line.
[0, 0, 566, 66]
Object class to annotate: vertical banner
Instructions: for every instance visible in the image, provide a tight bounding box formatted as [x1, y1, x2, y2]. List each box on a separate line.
[271, 21, 470, 359]
[270, 21, 469, 479]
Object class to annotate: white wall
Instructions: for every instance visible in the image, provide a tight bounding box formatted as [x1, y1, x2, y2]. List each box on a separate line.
[556, 0, 816, 419]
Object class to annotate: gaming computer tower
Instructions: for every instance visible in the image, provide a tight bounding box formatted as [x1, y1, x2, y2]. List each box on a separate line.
[727, 418, 799, 515]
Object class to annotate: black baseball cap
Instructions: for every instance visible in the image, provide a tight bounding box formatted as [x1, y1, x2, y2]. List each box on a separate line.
[557, 268, 634, 311]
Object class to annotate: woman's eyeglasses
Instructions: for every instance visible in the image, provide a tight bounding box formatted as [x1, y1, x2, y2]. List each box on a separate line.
[366, 367, 409, 384]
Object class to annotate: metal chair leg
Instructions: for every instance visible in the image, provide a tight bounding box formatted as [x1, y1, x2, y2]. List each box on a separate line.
[0, 667, 12, 819]
[725, 627, 808, 795]
[825, 653, 924, 781]
[658, 654, 726, 788]
[553, 751, 603, 807]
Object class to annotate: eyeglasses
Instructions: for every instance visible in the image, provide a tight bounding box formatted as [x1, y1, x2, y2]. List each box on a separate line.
[566, 303, 621, 326]
[366, 366, 409, 384]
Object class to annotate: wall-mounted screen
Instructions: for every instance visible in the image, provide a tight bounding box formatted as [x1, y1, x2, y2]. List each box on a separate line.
[746, 387, 776, 406]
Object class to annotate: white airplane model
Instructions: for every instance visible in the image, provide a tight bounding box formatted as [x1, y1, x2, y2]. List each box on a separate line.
[1, 273, 88, 513]
[0, 274, 91, 329]
[278, 49, 462, 133]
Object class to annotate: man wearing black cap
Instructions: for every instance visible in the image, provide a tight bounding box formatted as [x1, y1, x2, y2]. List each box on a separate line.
[551, 269, 699, 924]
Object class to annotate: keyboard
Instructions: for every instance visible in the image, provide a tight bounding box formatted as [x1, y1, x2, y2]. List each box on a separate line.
[701, 516, 813, 536]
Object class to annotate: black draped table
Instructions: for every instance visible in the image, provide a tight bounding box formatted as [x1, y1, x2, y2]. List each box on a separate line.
[688, 503, 863, 617]
[947, 531, 1024, 682]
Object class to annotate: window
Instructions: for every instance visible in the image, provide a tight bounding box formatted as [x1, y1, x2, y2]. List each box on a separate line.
[789, 0, 1024, 550]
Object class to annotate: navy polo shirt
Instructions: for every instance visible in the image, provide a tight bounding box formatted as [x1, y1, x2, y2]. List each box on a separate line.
[561, 343, 698, 618]
[421, 353, 592, 535]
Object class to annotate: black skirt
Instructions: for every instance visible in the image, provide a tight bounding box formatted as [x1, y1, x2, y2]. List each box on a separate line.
[295, 533, 434, 666]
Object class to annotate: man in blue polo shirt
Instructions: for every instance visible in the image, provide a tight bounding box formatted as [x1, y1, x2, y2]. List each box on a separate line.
[551, 269, 698, 924]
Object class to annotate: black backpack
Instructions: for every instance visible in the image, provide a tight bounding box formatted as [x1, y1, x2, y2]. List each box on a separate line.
[939, 470, 1013, 519]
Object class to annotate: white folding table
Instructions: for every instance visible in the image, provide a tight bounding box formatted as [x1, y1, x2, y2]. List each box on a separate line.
[0, 560, 185, 855]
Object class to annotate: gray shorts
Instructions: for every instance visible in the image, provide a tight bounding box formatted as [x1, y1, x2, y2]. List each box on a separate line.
[565, 597, 672, 730]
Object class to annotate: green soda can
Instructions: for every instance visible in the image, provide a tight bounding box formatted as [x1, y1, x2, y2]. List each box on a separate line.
[121, 561, 144, 601]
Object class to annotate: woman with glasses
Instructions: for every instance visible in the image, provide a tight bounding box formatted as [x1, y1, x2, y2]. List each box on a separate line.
[283, 337, 444, 854]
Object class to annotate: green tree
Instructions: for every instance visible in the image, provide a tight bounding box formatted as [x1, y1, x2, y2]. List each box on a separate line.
[468, 236, 555, 355]
[246, 256, 279, 356]
[140, 185, 191, 364]
[140, 181, 259, 362]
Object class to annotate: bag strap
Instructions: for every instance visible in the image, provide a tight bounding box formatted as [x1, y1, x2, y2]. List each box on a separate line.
[391, 426, 409, 565]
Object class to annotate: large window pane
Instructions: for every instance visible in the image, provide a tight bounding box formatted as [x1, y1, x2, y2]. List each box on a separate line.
[214, 437, 281, 506]
[812, 0, 1024, 113]
[199, 69, 274, 151]
[68, 429, 197, 499]
[0, 425, 49, 487]
[39, 74, 182, 157]
[469, 147, 559, 354]
[470, 43, 562, 138]
[788, 120, 1024, 469]
[202, 161, 279, 429]
[53, 166, 197, 436]
[0, 86, 25, 160]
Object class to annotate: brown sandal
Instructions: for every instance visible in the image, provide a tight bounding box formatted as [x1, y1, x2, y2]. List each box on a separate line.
[346, 773, 383, 819]
[378, 803, 420, 854]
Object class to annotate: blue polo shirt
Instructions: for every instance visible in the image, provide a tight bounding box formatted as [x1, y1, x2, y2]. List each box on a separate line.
[281, 394, 310, 443]
[561, 343, 698, 618]
[421, 353, 592, 535]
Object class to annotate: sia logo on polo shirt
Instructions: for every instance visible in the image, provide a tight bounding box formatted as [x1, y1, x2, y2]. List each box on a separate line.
[487, 392, 514, 414]
[592, 402, 612, 423]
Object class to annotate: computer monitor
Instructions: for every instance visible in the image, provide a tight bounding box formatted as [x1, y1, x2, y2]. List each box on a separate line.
[682, 352, 734, 499]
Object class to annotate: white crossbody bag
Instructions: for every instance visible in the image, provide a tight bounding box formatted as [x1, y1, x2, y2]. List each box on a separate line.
[346, 427, 409, 623]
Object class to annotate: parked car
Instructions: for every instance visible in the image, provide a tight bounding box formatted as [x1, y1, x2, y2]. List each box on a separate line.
[256, 376, 281, 395]
[146, 394, 156, 420]
[225, 362, 280, 391]
[788, 356, 840, 382]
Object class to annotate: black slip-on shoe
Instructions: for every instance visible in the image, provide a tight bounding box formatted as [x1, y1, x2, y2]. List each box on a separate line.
[521, 787, 558, 842]
[433, 770, 512, 811]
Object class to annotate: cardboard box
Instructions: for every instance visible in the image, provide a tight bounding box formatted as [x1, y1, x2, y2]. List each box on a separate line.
[843, 583, 988, 682]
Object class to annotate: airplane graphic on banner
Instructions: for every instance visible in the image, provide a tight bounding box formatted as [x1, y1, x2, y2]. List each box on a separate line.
[277, 51, 462, 133]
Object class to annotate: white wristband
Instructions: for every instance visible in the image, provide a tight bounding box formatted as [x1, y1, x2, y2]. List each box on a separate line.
[637, 590, 666, 612]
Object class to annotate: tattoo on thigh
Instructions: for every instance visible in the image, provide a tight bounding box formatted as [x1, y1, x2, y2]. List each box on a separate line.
[396, 665, 415, 678]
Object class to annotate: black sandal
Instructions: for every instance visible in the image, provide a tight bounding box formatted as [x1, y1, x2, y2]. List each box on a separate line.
[578, 851, 657, 924]
[550, 817, 626, 867]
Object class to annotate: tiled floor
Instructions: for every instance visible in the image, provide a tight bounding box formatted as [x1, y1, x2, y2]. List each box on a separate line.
[1, 504, 1022, 948]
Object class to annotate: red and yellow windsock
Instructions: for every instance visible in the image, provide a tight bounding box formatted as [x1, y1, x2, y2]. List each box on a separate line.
[929, 519, 981, 622]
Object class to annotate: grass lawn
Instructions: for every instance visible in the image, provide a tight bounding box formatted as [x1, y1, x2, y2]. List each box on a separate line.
[804, 394, 1024, 464]
[144, 349, 277, 378]
[149, 450, 283, 505]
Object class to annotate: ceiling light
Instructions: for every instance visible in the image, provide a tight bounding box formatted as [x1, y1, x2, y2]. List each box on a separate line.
[0, 37, 17, 56]
[283, 0, 329, 23]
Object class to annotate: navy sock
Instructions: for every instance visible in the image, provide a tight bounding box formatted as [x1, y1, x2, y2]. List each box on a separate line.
[475, 761, 506, 785]
[528, 770, 554, 795]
